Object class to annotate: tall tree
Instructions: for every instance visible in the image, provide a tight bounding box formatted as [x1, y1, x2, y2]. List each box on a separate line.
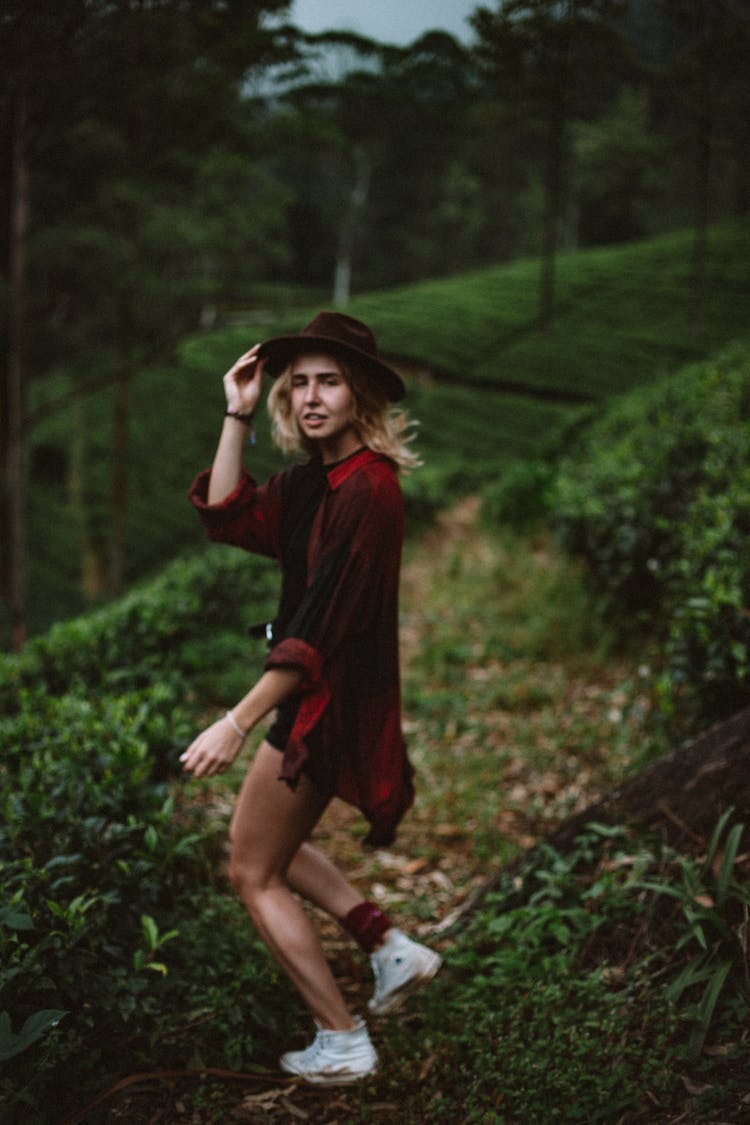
[0, 0, 291, 645]
[4, 73, 29, 652]
[471, 0, 627, 329]
[279, 29, 472, 295]
[0, 2, 89, 649]
[659, 0, 750, 343]
[572, 88, 663, 245]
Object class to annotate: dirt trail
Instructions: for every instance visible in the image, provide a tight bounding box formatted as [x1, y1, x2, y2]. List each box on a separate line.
[314, 489, 637, 955]
[310, 495, 492, 959]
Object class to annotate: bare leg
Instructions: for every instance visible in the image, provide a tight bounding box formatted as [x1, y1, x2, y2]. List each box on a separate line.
[286, 842, 362, 919]
[228, 741, 354, 1030]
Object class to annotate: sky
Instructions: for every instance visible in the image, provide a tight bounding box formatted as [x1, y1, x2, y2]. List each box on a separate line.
[285, 0, 480, 46]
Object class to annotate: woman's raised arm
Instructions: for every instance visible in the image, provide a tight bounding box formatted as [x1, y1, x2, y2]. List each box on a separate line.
[208, 345, 266, 505]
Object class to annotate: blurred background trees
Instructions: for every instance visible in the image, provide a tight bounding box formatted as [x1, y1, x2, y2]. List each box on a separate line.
[2, 0, 749, 647]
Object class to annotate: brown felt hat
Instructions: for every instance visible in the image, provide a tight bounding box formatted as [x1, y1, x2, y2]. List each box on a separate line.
[258, 311, 405, 402]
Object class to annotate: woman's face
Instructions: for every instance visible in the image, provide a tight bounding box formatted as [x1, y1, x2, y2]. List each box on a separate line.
[289, 351, 360, 460]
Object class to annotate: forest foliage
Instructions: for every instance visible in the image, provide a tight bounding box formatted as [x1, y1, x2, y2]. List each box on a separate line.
[553, 341, 750, 733]
[1, 549, 286, 1121]
[3, 0, 750, 644]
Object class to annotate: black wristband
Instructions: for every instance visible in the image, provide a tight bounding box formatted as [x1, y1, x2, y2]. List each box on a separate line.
[225, 410, 255, 425]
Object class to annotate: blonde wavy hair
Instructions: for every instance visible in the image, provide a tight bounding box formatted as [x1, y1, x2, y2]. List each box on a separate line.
[266, 357, 421, 473]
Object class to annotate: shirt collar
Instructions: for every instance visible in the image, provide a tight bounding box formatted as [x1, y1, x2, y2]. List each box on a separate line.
[325, 447, 383, 491]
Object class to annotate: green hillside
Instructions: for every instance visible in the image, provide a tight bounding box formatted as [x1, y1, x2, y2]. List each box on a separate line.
[359, 221, 750, 395]
[24, 221, 750, 636]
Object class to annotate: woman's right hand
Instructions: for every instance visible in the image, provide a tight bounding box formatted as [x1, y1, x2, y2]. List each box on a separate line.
[224, 344, 266, 415]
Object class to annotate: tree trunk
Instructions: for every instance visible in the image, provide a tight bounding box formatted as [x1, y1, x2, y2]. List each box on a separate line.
[537, 10, 571, 332]
[691, 0, 713, 347]
[538, 101, 565, 331]
[3, 81, 30, 651]
[545, 705, 750, 851]
[109, 292, 134, 597]
[333, 149, 370, 307]
[69, 398, 107, 601]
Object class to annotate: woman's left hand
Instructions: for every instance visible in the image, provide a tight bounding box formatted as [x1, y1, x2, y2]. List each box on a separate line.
[180, 715, 245, 779]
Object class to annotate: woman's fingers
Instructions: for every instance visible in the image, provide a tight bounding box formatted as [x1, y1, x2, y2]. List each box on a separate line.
[229, 344, 263, 379]
[180, 719, 242, 779]
[224, 344, 266, 413]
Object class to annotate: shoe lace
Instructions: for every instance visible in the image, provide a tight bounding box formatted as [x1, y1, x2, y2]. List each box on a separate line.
[301, 1029, 331, 1065]
[306, 1026, 368, 1070]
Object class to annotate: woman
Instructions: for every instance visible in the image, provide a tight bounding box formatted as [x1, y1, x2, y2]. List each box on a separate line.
[182, 311, 441, 1085]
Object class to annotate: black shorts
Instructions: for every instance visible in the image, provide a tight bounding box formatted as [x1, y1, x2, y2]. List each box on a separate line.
[265, 695, 301, 751]
[265, 700, 334, 799]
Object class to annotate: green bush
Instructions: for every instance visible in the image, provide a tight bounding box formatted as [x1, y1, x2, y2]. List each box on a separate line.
[0, 687, 195, 1119]
[636, 807, 750, 1056]
[554, 341, 750, 728]
[0, 546, 278, 712]
[0, 548, 289, 1122]
[480, 458, 557, 530]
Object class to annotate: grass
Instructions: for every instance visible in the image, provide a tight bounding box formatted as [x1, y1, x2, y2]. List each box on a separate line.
[352, 220, 750, 396]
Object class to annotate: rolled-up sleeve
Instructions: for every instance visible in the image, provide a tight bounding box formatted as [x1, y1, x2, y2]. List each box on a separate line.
[188, 468, 283, 558]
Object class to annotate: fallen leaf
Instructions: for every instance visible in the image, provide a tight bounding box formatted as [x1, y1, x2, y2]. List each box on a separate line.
[429, 870, 453, 891]
[702, 1042, 735, 1057]
[238, 1088, 287, 1108]
[680, 1075, 713, 1095]
[279, 1095, 309, 1119]
[436, 824, 465, 839]
[419, 1054, 437, 1081]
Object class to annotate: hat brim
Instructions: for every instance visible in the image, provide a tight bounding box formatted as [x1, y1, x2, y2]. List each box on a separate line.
[257, 333, 405, 402]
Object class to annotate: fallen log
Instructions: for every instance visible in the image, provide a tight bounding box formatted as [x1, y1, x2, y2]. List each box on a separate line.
[456, 705, 750, 923]
[546, 704, 750, 851]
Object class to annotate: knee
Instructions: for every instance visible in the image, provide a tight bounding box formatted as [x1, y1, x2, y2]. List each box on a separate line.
[228, 843, 279, 907]
[228, 846, 256, 899]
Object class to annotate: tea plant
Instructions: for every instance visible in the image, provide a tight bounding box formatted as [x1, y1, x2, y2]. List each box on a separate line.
[0, 550, 287, 1122]
[0, 546, 278, 711]
[555, 341, 750, 732]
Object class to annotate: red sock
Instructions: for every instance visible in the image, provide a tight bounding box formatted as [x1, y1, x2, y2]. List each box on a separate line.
[339, 901, 392, 953]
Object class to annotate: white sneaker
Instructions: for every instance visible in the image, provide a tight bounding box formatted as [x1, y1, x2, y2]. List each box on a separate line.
[369, 929, 443, 1016]
[279, 1017, 377, 1085]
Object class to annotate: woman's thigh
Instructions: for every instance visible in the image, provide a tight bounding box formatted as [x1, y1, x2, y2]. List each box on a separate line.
[229, 741, 329, 884]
